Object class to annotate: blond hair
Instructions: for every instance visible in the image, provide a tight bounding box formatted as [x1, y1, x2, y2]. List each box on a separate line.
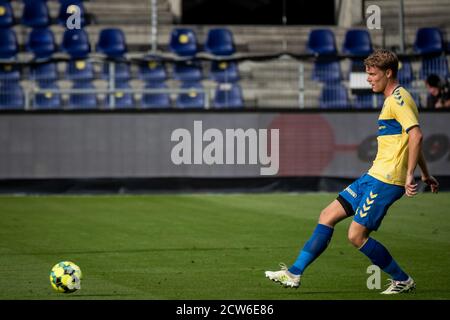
[364, 49, 399, 78]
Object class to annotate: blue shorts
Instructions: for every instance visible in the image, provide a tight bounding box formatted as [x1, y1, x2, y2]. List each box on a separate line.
[337, 173, 405, 231]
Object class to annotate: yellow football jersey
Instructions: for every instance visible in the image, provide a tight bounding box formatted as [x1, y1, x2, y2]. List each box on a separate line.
[368, 86, 419, 186]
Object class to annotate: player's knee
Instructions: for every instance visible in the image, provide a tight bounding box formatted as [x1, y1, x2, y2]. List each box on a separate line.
[347, 229, 366, 248]
[318, 208, 329, 224]
[318, 208, 335, 227]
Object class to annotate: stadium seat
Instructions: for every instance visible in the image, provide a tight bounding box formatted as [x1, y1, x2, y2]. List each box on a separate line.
[96, 28, 127, 58]
[138, 59, 167, 83]
[108, 81, 134, 109]
[0, 82, 24, 110]
[342, 29, 373, 56]
[68, 80, 97, 109]
[307, 29, 338, 56]
[419, 55, 449, 80]
[353, 93, 383, 109]
[141, 82, 171, 109]
[58, 0, 87, 27]
[26, 28, 57, 59]
[0, 28, 18, 59]
[34, 82, 62, 110]
[101, 61, 131, 81]
[61, 29, 91, 58]
[0, 63, 20, 84]
[0, 0, 14, 28]
[209, 61, 240, 83]
[31, 62, 59, 83]
[66, 59, 94, 81]
[319, 84, 350, 109]
[213, 82, 244, 109]
[21, 0, 50, 28]
[169, 28, 198, 57]
[397, 59, 414, 86]
[414, 27, 444, 55]
[312, 59, 342, 83]
[172, 60, 203, 82]
[176, 82, 205, 109]
[204, 28, 236, 56]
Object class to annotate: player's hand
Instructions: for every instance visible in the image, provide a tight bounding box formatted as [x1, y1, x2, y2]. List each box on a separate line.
[422, 175, 439, 193]
[405, 174, 418, 197]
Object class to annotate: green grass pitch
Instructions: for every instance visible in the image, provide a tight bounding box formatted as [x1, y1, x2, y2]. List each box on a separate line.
[0, 192, 449, 300]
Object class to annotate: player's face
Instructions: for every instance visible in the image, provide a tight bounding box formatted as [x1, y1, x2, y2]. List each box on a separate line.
[366, 66, 388, 93]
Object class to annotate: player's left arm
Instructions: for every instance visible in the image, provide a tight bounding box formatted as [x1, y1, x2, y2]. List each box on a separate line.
[405, 126, 422, 197]
[406, 126, 439, 196]
[418, 147, 439, 193]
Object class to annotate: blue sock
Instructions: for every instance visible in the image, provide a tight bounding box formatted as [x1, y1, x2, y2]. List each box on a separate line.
[359, 237, 409, 281]
[288, 224, 334, 275]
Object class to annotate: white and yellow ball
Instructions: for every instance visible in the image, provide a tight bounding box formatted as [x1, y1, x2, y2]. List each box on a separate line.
[49, 261, 82, 293]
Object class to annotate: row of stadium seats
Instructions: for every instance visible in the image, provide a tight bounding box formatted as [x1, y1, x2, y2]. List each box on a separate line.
[319, 83, 422, 109]
[1, 26, 447, 84]
[1, 13, 448, 60]
[4, 78, 421, 110]
[0, 26, 236, 59]
[0, 60, 240, 84]
[308, 28, 449, 83]
[0, 81, 245, 110]
[0, 0, 89, 29]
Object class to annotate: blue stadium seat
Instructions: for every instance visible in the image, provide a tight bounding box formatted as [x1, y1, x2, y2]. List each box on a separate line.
[204, 28, 236, 56]
[172, 61, 202, 82]
[58, 0, 87, 27]
[312, 59, 342, 83]
[68, 80, 97, 109]
[108, 81, 134, 109]
[101, 61, 131, 81]
[342, 29, 373, 57]
[138, 60, 167, 83]
[169, 28, 198, 57]
[21, 0, 50, 28]
[307, 29, 338, 56]
[209, 61, 240, 83]
[61, 29, 91, 58]
[0, 63, 20, 84]
[319, 84, 350, 109]
[141, 82, 171, 109]
[176, 82, 205, 109]
[66, 59, 94, 80]
[0, 28, 18, 59]
[213, 83, 244, 109]
[96, 28, 127, 58]
[0, 1, 14, 28]
[31, 62, 58, 83]
[26, 28, 57, 59]
[353, 93, 383, 109]
[397, 59, 414, 86]
[414, 27, 444, 55]
[34, 82, 62, 110]
[0, 82, 24, 110]
[419, 55, 449, 80]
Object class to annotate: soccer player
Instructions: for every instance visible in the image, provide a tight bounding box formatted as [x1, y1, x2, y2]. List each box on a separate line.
[265, 49, 439, 294]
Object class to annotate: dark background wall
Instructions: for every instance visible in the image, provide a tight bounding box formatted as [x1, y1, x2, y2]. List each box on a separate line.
[182, 0, 336, 25]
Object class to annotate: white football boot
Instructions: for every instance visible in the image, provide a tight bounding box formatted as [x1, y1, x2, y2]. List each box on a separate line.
[265, 263, 300, 288]
[381, 277, 416, 294]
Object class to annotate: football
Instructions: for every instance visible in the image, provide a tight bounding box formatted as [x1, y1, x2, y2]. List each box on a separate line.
[49, 261, 82, 293]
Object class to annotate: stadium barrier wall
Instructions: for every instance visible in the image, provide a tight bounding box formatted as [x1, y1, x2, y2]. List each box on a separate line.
[0, 110, 449, 193]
